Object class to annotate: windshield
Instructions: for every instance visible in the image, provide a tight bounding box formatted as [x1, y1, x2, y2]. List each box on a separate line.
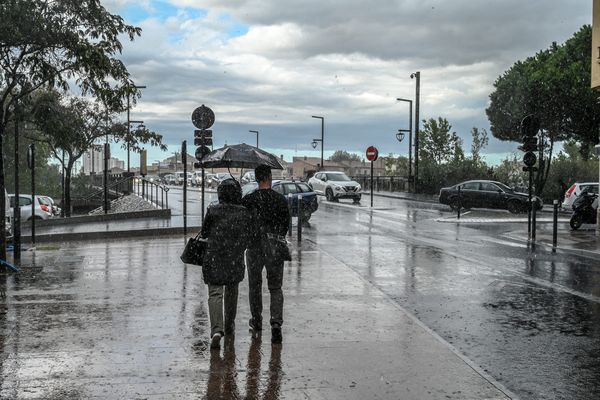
[495, 182, 513, 192]
[326, 173, 351, 182]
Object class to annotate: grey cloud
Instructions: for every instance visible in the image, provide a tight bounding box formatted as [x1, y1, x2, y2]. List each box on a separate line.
[190, 0, 590, 65]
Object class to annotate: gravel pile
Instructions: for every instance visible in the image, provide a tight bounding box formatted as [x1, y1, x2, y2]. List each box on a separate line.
[89, 194, 158, 216]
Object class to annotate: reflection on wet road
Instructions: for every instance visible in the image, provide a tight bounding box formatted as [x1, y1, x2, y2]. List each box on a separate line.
[309, 197, 600, 400]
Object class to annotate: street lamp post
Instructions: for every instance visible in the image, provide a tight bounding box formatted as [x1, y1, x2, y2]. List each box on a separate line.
[126, 84, 146, 173]
[311, 116, 324, 170]
[249, 130, 259, 148]
[410, 71, 420, 192]
[396, 98, 413, 191]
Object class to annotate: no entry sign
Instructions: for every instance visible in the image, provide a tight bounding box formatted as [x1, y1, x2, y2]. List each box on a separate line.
[366, 146, 379, 162]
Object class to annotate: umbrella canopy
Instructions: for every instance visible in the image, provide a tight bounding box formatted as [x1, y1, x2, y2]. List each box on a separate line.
[199, 143, 284, 169]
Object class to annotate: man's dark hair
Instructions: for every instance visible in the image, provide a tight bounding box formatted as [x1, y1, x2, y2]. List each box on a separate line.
[255, 165, 272, 182]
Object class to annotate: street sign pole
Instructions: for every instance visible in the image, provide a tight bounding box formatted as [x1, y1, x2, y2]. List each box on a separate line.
[370, 160, 374, 207]
[365, 146, 379, 208]
[191, 105, 215, 225]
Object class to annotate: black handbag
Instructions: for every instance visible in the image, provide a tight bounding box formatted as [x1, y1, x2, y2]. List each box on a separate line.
[263, 233, 292, 262]
[180, 233, 207, 265]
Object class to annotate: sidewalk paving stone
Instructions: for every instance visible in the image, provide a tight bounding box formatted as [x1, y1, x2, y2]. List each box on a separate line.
[0, 236, 512, 399]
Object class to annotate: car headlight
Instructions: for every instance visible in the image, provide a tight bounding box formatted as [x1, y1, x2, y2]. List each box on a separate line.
[356, 185, 361, 191]
[334, 186, 342, 191]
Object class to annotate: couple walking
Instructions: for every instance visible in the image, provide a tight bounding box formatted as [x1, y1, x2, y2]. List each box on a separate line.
[200, 165, 290, 348]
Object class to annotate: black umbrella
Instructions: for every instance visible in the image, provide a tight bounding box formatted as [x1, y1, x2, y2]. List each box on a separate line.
[199, 143, 284, 170]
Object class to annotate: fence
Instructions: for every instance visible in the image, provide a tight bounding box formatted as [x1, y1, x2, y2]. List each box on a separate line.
[78, 176, 169, 211]
[351, 175, 409, 193]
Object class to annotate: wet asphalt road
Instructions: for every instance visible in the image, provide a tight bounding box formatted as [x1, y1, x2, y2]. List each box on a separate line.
[300, 195, 600, 400]
[160, 186, 599, 399]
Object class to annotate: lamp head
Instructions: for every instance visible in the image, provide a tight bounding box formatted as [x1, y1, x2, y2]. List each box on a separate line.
[311, 141, 318, 149]
[396, 130, 405, 142]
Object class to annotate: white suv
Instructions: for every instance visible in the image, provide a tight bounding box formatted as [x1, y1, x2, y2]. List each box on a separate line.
[562, 182, 599, 209]
[308, 171, 361, 203]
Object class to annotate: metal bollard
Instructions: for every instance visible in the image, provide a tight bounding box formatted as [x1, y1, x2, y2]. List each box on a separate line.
[457, 186, 461, 220]
[288, 194, 293, 236]
[531, 199, 537, 241]
[297, 194, 302, 242]
[552, 200, 558, 249]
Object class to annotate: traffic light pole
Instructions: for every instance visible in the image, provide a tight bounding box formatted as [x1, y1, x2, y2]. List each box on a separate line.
[182, 141, 187, 236]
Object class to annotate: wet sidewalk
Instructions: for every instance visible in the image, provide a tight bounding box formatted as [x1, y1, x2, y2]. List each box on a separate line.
[0, 236, 512, 399]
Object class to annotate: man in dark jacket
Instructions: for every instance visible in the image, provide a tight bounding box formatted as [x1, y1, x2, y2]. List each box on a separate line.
[242, 165, 290, 343]
[201, 179, 252, 349]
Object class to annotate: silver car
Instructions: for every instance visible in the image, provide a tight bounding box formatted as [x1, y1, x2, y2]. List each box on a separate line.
[9, 194, 54, 220]
[308, 171, 362, 203]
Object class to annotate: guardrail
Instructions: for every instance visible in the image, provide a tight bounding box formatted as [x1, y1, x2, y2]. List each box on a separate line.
[133, 177, 169, 209]
[351, 175, 409, 193]
[79, 176, 169, 210]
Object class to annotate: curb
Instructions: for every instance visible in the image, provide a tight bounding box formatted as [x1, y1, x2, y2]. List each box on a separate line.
[22, 209, 172, 227]
[21, 225, 200, 243]
[501, 233, 600, 259]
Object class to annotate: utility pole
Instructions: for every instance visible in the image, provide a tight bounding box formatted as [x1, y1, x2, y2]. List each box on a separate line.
[13, 98, 21, 261]
[126, 84, 146, 173]
[411, 71, 420, 193]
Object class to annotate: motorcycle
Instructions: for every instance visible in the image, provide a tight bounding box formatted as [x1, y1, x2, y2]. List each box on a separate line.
[569, 190, 598, 230]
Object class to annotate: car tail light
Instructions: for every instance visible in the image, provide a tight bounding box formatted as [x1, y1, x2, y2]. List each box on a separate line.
[40, 204, 50, 213]
[565, 184, 576, 198]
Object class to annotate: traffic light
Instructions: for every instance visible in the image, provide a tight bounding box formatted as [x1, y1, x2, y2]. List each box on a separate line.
[519, 115, 539, 168]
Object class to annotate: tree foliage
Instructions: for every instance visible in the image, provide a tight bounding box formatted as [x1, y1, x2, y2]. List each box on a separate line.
[486, 25, 599, 195]
[330, 150, 361, 163]
[30, 90, 166, 216]
[419, 117, 463, 164]
[0, 0, 142, 257]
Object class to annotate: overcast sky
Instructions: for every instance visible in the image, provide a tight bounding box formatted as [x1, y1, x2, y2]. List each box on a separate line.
[102, 0, 592, 166]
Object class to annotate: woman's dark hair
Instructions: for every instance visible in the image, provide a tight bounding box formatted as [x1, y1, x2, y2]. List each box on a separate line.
[217, 179, 242, 204]
[255, 165, 272, 182]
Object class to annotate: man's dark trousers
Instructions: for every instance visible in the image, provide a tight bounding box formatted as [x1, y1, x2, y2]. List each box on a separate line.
[247, 248, 284, 328]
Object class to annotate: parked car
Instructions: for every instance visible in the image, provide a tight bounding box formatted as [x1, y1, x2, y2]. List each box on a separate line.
[190, 171, 202, 186]
[163, 174, 177, 185]
[307, 171, 362, 203]
[210, 173, 236, 188]
[242, 180, 319, 221]
[9, 194, 54, 220]
[562, 182, 599, 210]
[438, 180, 543, 214]
[241, 171, 255, 185]
[39, 195, 60, 216]
[5, 190, 11, 237]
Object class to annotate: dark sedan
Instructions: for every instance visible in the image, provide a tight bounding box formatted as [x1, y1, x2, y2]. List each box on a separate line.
[439, 180, 542, 214]
[242, 180, 318, 221]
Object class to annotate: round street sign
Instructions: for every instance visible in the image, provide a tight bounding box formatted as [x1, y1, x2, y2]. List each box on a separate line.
[366, 146, 379, 162]
[191, 105, 215, 130]
[195, 145, 211, 161]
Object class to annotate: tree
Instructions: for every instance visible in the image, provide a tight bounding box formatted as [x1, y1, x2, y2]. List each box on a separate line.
[384, 154, 408, 176]
[419, 117, 463, 164]
[470, 127, 489, 165]
[31, 90, 166, 217]
[330, 150, 361, 163]
[486, 25, 600, 196]
[0, 0, 141, 258]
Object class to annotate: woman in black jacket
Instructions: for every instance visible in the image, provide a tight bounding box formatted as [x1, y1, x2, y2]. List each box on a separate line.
[200, 179, 252, 349]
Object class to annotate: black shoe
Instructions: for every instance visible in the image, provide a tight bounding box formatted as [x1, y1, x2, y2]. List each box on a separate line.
[271, 324, 282, 344]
